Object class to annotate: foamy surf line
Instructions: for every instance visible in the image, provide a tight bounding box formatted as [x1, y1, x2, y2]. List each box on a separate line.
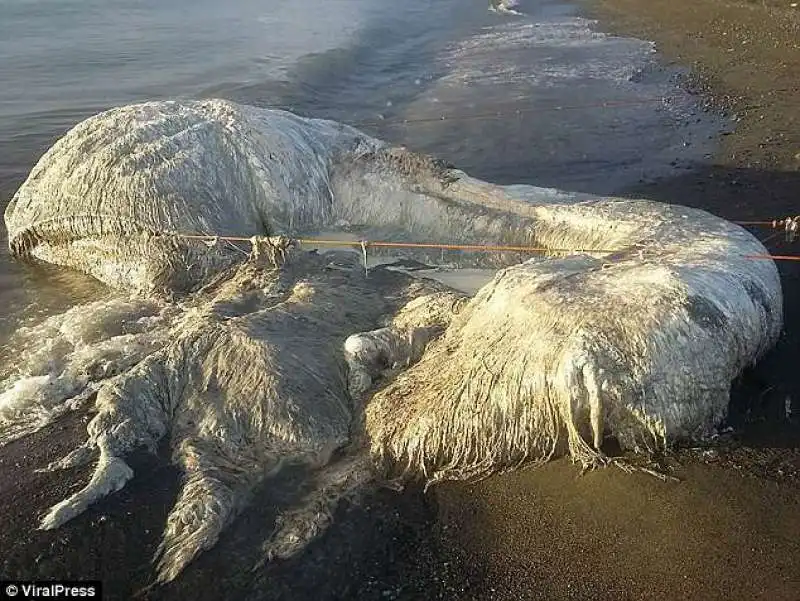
[489, 0, 523, 15]
[0, 99, 781, 586]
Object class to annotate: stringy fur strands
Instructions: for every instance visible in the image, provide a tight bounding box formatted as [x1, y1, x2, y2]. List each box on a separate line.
[366, 241, 780, 482]
[1, 99, 784, 584]
[32, 252, 458, 583]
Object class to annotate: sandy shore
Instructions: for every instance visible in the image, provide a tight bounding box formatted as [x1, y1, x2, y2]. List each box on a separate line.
[430, 2, 800, 599]
[2, 2, 800, 600]
[586, 0, 800, 172]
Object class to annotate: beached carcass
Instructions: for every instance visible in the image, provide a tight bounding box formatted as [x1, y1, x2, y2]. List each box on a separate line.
[1, 100, 781, 582]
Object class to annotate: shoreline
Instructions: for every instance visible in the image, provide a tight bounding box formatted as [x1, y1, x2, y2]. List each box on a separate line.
[583, 0, 800, 173]
[579, 0, 800, 225]
[428, 2, 800, 600]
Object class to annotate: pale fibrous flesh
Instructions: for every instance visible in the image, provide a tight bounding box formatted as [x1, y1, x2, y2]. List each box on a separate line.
[1, 100, 782, 582]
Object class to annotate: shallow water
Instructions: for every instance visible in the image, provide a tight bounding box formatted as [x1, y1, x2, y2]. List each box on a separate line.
[0, 0, 722, 342]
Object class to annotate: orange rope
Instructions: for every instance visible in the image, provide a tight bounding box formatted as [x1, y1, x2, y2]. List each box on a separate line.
[182, 234, 251, 243]
[734, 218, 799, 228]
[181, 233, 618, 254]
[744, 254, 800, 262]
[300, 239, 620, 254]
[177, 232, 800, 263]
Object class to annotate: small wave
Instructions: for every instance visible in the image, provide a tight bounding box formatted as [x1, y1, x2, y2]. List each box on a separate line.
[0, 297, 177, 444]
[489, 0, 523, 16]
[438, 19, 654, 88]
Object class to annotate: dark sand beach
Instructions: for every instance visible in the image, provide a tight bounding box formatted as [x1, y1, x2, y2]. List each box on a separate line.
[434, 1, 800, 599]
[2, 1, 800, 600]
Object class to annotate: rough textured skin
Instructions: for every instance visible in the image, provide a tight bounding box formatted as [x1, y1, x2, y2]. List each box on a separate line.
[0, 99, 783, 584]
[12, 251, 459, 583]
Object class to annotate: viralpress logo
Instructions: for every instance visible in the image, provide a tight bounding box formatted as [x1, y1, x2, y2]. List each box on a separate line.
[2, 582, 101, 599]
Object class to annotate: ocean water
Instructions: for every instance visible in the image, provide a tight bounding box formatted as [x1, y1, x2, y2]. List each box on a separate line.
[0, 0, 721, 340]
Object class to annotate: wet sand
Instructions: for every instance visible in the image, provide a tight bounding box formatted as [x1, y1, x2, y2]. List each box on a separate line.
[432, 1, 800, 599]
[3, 1, 800, 599]
[437, 1, 800, 598]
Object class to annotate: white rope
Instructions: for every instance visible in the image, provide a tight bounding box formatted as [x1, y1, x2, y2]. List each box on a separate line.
[360, 240, 369, 277]
[784, 216, 799, 243]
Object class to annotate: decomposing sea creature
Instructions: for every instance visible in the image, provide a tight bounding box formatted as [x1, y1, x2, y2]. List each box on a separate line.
[0, 99, 782, 583]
